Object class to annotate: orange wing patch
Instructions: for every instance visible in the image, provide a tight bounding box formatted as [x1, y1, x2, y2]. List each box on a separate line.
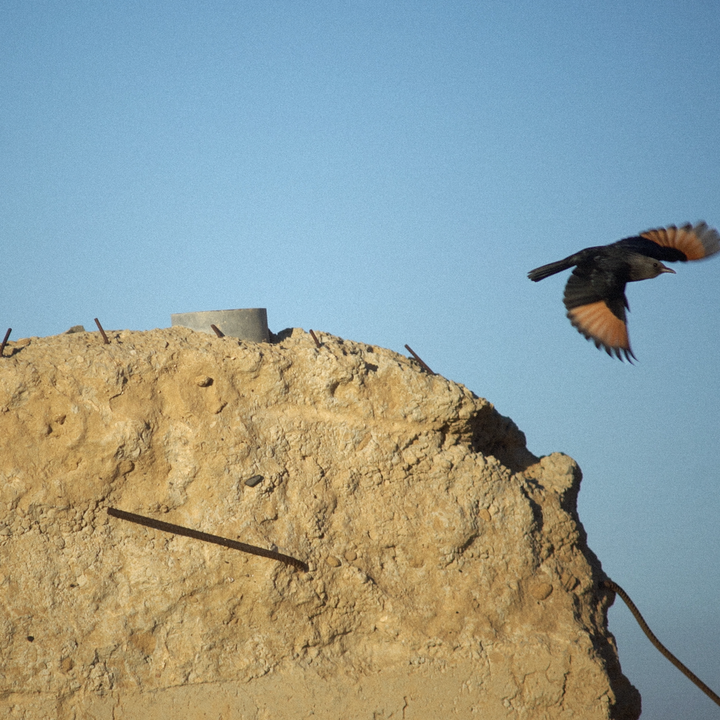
[640, 222, 720, 261]
[567, 301, 634, 361]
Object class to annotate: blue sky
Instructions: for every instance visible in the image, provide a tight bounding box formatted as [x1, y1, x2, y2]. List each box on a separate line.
[3, 2, 720, 716]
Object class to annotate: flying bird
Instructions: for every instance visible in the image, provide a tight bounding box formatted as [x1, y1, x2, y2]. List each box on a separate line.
[528, 222, 720, 361]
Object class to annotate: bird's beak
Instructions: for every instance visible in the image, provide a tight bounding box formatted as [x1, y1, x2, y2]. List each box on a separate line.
[660, 264, 676, 274]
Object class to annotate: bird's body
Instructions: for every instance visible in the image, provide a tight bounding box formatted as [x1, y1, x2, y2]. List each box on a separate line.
[528, 222, 720, 361]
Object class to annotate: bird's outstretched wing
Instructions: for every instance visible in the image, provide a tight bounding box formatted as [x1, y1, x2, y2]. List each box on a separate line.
[566, 301, 635, 362]
[618, 222, 720, 262]
[563, 266, 635, 362]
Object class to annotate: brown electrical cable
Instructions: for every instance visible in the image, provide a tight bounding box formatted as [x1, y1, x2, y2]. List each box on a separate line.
[601, 579, 720, 707]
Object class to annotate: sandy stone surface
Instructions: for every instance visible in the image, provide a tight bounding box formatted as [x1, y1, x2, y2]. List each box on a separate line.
[0, 327, 640, 719]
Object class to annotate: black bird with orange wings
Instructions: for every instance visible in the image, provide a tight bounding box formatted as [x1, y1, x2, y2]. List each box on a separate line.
[528, 222, 720, 361]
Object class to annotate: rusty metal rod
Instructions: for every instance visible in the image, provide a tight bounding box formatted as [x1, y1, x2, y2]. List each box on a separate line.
[94, 318, 110, 344]
[404, 344, 435, 375]
[107, 507, 308, 572]
[309, 329, 321, 348]
[0, 328, 11, 357]
[210, 324, 224, 338]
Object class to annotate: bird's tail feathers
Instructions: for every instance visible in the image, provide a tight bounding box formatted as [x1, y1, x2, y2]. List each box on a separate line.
[527, 257, 576, 282]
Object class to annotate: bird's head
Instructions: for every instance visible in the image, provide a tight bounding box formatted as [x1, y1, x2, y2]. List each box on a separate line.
[628, 254, 676, 281]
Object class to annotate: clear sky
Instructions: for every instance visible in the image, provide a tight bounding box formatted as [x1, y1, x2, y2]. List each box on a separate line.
[3, 2, 720, 716]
